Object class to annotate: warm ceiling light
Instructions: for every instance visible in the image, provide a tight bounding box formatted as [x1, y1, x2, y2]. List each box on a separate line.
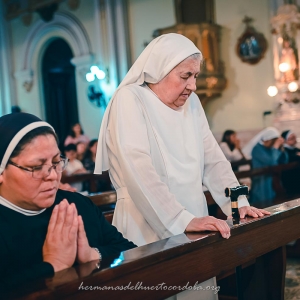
[279, 62, 291, 72]
[86, 73, 95, 82]
[288, 81, 298, 92]
[267, 86, 278, 97]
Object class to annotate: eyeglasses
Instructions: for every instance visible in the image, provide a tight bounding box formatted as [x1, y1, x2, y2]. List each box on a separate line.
[8, 156, 68, 180]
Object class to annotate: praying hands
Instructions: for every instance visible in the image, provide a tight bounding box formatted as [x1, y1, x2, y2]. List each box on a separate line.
[43, 199, 99, 272]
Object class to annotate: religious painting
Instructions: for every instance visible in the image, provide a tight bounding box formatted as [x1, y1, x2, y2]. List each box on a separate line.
[236, 16, 267, 65]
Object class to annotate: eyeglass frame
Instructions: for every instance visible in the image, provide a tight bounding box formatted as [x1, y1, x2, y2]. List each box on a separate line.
[7, 155, 68, 179]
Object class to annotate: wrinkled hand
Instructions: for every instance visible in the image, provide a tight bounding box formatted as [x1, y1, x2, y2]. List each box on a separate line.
[76, 215, 99, 264]
[185, 216, 231, 239]
[43, 199, 78, 272]
[239, 206, 270, 218]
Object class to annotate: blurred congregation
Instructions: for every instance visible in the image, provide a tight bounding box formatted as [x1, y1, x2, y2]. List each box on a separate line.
[2, 0, 300, 299]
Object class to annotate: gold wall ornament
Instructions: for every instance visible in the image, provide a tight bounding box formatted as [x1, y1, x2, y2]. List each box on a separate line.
[23, 80, 33, 92]
[236, 16, 268, 65]
[153, 23, 226, 105]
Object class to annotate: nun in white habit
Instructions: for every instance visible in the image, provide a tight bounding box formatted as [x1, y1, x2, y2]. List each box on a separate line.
[95, 33, 269, 299]
[242, 127, 288, 203]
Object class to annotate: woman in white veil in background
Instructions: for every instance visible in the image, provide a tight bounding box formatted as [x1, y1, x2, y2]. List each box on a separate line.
[242, 127, 288, 203]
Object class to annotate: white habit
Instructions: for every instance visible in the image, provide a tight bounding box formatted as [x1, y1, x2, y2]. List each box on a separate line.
[104, 84, 249, 246]
[95, 33, 249, 300]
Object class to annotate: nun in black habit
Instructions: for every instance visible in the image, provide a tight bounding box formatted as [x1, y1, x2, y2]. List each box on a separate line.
[0, 113, 136, 293]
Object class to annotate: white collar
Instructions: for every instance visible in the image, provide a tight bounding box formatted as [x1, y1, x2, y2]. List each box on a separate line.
[0, 195, 46, 216]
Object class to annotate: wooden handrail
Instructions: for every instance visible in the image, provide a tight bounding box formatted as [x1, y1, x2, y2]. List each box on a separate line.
[235, 161, 300, 179]
[230, 159, 252, 169]
[61, 172, 112, 193]
[6, 199, 300, 300]
[62, 161, 300, 187]
[61, 173, 104, 184]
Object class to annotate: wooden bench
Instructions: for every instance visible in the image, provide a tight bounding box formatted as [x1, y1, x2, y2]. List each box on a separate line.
[61, 171, 112, 193]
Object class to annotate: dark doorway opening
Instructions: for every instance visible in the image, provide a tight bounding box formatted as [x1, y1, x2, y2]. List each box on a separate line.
[42, 38, 79, 151]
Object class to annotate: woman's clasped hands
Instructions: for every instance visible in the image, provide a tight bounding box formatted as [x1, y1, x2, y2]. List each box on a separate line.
[43, 199, 99, 272]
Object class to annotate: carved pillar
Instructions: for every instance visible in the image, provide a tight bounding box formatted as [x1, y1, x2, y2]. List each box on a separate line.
[154, 0, 226, 105]
[0, 0, 14, 115]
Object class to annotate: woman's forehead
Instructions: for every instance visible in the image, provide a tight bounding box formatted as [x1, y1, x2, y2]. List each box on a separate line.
[175, 57, 200, 72]
[18, 135, 59, 158]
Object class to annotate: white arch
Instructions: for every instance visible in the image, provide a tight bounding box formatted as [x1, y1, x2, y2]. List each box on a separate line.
[14, 11, 93, 86]
[23, 11, 92, 70]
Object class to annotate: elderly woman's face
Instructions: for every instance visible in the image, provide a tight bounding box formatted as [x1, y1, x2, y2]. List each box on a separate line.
[150, 57, 200, 110]
[0, 134, 61, 210]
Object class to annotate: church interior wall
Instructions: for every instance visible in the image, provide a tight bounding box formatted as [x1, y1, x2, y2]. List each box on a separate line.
[127, 0, 176, 62]
[127, 0, 276, 138]
[206, 0, 275, 134]
[9, 0, 106, 140]
[5, 0, 277, 140]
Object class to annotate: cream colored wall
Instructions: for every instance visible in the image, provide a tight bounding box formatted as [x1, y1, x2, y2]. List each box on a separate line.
[10, 14, 42, 117]
[206, 0, 274, 133]
[10, 0, 104, 140]
[127, 0, 275, 135]
[128, 0, 176, 62]
[9, 0, 274, 140]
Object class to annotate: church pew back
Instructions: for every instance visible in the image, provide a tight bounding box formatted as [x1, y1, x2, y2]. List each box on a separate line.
[6, 199, 300, 300]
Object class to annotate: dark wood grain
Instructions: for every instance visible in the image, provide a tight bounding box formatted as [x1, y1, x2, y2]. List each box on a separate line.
[6, 199, 300, 300]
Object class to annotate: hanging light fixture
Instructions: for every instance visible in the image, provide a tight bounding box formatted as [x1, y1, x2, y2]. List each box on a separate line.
[288, 81, 298, 92]
[85, 66, 106, 82]
[267, 86, 278, 97]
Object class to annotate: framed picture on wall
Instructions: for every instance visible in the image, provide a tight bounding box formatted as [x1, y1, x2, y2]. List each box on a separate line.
[236, 16, 267, 65]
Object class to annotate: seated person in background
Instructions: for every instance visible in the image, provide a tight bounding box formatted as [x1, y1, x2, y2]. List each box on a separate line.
[64, 122, 90, 147]
[83, 139, 98, 171]
[83, 139, 113, 192]
[219, 130, 246, 170]
[281, 130, 300, 161]
[281, 130, 300, 196]
[0, 113, 136, 293]
[64, 143, 88, 192]
[243, 127, 288, 204]
[76, 141, 87, 161]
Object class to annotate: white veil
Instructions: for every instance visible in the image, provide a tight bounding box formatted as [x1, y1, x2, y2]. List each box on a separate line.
[242, 127, 280, 159]
[94, 33, 201, 173]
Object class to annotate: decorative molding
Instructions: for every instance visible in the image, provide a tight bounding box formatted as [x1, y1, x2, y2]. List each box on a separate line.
[0, 0, 14, 114]
[14, 69, 34, 92]
[14, 11, 93, 91]
[271, 4, 300, 38]
[154, 23, 226, 106]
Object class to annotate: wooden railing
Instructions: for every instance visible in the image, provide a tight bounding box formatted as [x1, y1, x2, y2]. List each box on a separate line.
[61, 171, 112, 193]
[5, 200, 300, 300]
[84, 161, 300, 219]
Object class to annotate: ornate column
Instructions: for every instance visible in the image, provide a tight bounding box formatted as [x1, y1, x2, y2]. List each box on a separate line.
[0, 0, 14, 115]
[270, 2, 300, 141]
[154, 0, 226, 105]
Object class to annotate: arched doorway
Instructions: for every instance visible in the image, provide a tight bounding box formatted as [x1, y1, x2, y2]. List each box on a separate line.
[42, 38, 78, 151]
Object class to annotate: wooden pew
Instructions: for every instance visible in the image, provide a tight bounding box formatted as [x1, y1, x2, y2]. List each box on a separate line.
[6, 199, 300, 300]
[89, 191, 117, 224]
[230, 159, 252, 171]
[61, 172, 112, 193]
